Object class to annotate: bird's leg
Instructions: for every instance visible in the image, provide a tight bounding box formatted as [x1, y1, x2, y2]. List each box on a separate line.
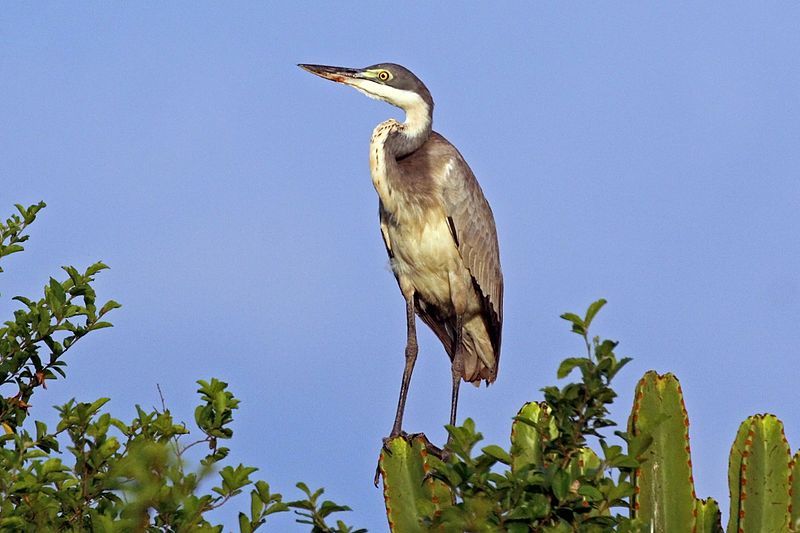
[390, 294, 418, 438]
[447, 315, 465, 444]
[376, 295, 419, 487]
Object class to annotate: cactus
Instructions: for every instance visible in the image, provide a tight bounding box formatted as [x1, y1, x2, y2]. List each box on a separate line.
[628, 371, 696, 531]
[726, 414, 792, 533]
[792, 450, 800, 532]
[379, 403, 617, 531]
[378, 434, 454, 532]
[569, 446, 602, 479]
[695, 497, 723, 533]
[727, 418, 751, 533]
[510, 401, 555, 472]
[626, 371, 797, 532]
[510, 401, 604, 515]
[373, 296, 799, 533]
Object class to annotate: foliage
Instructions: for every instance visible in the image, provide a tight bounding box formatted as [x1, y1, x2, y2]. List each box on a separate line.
[0, 203, 362, 532]
[8, 200, 797, 533]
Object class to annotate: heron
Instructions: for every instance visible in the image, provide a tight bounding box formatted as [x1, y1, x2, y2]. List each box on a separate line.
[298, 62, 503, 442]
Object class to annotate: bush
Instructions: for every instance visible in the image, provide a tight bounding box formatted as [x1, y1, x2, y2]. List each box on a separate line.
[0, 203, 361, 532]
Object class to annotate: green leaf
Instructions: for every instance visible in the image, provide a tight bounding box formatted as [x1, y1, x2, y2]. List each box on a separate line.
[551, 469, 571, 502]
[609, 454, 639, 469]
[85, 261, 110, 276]
[49, 277, 66, 305]
[251, 490, 264, 521]
[34, 420, 48, 441]
[583, 298, 607, 328]
[577, 484, 603, 501]
[88, 398, 111, 415]
[0, 244, 24, 257]
[481, 444, 512, 465]
[238, 512, 252, 533]
[62, 265, 82, 286]
[99, 300, 121, 317]
[560, 312, 584, 329]
[557, 357, 586, 379]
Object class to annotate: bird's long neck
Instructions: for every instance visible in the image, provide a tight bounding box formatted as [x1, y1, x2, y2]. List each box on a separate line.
[385, 99, 433, 158]
[369, 97, 433, 214]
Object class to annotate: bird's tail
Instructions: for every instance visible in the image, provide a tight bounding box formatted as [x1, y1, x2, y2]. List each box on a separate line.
[461, 314, 498, 386]
[418, 308, 498, 386]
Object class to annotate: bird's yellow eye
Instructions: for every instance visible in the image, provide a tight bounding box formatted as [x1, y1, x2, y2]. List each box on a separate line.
[378, 70, 391, 81]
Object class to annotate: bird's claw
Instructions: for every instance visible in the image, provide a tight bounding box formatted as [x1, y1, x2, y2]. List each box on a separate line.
[374, 431, 410, 487]
[381, 430, 410, 455]
[422, 438, 447, 462]
[374, 432, 450, 487]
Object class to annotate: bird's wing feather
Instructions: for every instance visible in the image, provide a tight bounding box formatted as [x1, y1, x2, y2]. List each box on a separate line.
[438, 147, 504, 355]
[378, 201, 394, 260]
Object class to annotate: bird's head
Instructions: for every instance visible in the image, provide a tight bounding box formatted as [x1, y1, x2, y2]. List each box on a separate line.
[298, 63, 434, 113]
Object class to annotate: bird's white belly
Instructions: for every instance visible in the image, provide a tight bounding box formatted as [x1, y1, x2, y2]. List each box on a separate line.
[387, 214, 468, 311]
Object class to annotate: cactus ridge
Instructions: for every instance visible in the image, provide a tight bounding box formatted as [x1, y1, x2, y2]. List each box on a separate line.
[727, 417, 752, 533]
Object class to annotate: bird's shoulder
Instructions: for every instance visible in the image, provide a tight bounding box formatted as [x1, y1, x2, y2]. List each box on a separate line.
[396, 132, 469, 185]
[417, 131, 462, 166]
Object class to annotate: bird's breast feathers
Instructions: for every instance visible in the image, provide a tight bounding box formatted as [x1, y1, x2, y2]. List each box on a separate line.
[386, 211, 479, 315]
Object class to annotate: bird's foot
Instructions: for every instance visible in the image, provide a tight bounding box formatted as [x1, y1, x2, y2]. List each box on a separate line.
[374, 430, 410, 487]
[423, 437, 448, 462]
[381, 430, 410, 454]
[374, 432, 451, 487]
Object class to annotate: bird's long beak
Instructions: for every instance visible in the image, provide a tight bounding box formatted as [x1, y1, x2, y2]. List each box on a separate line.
[298, 64, 364, 85]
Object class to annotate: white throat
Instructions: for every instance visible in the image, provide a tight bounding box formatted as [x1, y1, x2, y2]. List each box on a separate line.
[347, 79, 431, 137]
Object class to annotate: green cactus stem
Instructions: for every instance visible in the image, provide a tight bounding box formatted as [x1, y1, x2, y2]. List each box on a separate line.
[694, 497, 723, 533]
[510, 401, 556, 472]
[727, 415, 791, 533]
[378, 434, 453, 532]
[628, 371, 696, 531]
[569, 447, 601, 479]
[792, 450, 800, 532]
[727, 417, 751, 533]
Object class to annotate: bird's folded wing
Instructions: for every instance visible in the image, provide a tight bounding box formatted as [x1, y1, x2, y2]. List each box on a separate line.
[439, 154, 503, 351]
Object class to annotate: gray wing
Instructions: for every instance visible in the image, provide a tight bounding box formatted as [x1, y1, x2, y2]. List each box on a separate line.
[438, 144, 504, 356]
[378, 201, 393, 260]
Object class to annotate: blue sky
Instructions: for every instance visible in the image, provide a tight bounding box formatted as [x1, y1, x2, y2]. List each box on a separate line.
[2, 3, 799, 530]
